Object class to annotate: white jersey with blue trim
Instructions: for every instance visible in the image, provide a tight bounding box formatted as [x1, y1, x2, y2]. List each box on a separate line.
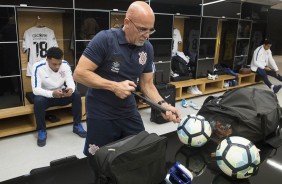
[251, 45, 278, 72]
[31, 59, 75, 98]
[23, 26, 58, 76]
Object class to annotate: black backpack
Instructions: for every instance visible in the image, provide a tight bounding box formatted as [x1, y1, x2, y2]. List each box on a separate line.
[171, 55, 191, 76]
[89, 131, 168, 184]
[197, 88, 282, 148]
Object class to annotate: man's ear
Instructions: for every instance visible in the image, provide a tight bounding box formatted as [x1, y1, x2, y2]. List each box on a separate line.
[123, 18, 130, 28]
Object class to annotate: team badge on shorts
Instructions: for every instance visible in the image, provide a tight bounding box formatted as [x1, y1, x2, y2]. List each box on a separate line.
[138, 51, 147, 65]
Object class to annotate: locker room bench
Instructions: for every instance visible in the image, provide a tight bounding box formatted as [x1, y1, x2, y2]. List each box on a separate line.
[1, 73, 261, 138]
[0, 96, 86, 138]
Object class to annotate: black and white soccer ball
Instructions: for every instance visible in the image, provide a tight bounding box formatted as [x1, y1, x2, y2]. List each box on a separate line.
[216, 136, 260, 179]
[177, 114, 212, 147]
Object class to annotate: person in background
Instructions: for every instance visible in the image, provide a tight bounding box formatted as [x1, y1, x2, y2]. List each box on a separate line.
[73, 1, 181, 156]
[251, 39, 282, 94]
[31, 47, 86, 147]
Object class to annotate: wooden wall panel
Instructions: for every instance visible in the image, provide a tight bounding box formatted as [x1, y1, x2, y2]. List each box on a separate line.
[110, 14, 125, 28]
[17, 11, 64, 96]
[17, 11, 64, 69]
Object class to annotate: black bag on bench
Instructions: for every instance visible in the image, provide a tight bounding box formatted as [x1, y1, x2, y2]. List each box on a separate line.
[89, 131, 168, 184]
[197, 88, 282, 148]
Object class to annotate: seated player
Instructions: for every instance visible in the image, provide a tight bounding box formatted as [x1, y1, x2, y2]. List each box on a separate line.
[31, 47, 86, 147]
[251, 39, 282, 93]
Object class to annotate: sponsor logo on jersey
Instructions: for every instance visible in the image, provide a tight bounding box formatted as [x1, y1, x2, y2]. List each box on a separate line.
[32, 33, 48, 38]
[138, 51, 147, 65]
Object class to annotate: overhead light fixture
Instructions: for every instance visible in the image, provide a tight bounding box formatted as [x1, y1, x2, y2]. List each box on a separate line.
[201, 0, 226, 6]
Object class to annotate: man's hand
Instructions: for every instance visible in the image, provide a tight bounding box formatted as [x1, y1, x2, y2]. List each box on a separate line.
[62, 88, 73, 97]
[52, 89, 64, 98]
[161, 103, 181, 123]
[52, 88, 73, 98]
[114, 80, 137, 99]
[265, 66, 272, 71]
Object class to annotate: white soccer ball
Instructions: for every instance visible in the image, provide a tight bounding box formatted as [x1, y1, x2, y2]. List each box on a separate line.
[177, 114, 212, 147]
[216, 136, 260, 179]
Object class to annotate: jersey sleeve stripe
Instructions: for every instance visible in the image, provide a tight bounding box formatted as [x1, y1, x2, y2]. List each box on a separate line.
[34, 63, 46, 88]
[256, 46, 262, 61]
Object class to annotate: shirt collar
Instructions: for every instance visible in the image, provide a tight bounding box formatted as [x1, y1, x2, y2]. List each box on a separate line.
[115, 27, 143, 49]
[115, 27, 128, 45]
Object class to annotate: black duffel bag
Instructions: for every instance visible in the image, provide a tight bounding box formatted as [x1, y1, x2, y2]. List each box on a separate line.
[89, 131, 168, 184]
[197, 88, 282, 148]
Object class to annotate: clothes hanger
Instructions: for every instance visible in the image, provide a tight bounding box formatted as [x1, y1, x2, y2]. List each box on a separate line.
[35, 16, 45, 28]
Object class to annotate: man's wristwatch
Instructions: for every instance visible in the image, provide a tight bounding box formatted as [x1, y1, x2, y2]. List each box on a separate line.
[157, 100, 166, 105]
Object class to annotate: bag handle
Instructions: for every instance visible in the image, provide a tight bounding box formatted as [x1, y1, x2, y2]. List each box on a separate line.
[202, 96, 215, 105]
[202, 89, 238, 106]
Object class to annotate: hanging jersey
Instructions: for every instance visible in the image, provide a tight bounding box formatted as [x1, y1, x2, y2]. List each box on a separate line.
[188, 29, 200, 61]
[172, 28, 182, 56]
[23, 26, 58, 76]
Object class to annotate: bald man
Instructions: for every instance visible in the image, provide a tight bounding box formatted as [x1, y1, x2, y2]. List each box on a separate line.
[74, 1, 180, 156]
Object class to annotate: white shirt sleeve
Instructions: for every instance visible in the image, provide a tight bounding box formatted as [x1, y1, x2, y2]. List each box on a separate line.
[252, 47, 267, 69]
[63, 61, 76, 93]
[31, 64, 54, 98]
[267, 50, 278, 71]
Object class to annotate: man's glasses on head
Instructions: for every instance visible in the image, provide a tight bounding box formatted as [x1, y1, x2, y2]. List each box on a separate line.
[128, 18, 156, 35]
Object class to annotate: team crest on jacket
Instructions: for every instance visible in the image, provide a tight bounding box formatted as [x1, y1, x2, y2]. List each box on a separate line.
[138, 51, 147, 65]
[59, 71, 65, 78]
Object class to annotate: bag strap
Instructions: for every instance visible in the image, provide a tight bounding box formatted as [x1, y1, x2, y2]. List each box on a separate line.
[202, 89, 238, 106]
[203, 96, 215, 105]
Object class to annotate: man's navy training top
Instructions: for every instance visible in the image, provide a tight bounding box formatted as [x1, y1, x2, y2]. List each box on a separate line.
[83, 28, 154, 120]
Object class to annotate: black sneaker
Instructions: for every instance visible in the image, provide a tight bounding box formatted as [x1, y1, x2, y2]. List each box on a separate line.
[273, 85, 282, 94]
[37, 130, 47, 147]
[73, 124, 87, 138]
